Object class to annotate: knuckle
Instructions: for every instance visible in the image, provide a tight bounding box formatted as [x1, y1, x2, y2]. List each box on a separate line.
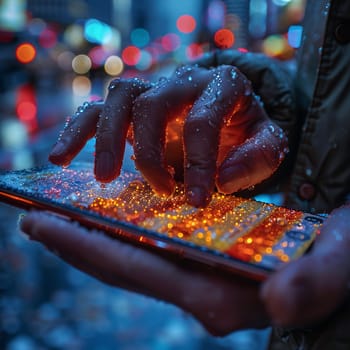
[108, 77, 150, 95]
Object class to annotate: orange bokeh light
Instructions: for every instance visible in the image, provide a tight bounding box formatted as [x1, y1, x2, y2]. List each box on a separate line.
[176, 15, 196, 34]
[214, 29, 235, 48]
[122, 46, 141, 66]
[15, 43, 36, 64]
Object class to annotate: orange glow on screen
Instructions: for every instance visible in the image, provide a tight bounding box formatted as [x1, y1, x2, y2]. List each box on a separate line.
[15, 43, 36, 63]
[122, 46, 141, 65]
[214, 29, 235, 48]
[176, 15, 196, 33]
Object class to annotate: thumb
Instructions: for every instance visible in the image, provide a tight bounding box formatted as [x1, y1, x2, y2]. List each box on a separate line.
[217, 120, 288, 194]
[260, 205, 350, 327]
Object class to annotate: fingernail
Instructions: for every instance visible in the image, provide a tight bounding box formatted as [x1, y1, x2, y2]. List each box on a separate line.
[186, 187, 210, 207]
[95, 151, 117, 182]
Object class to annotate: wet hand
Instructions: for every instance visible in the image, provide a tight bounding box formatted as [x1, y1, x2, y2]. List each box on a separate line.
[20, 211, 270, 335]
[49, 64, 288, 207]
[261, 205, 350, 327]
[20, 205, 350, 333]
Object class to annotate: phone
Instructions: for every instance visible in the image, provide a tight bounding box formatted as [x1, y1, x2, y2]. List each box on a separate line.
[0, 162, 324, 281]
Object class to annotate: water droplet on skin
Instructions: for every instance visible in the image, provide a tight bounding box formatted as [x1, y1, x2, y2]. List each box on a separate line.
[158, 76, 168, 85]
[305, 168, 312, 176]
[108, 78, 121, 91]
[188, 76, 193, 82]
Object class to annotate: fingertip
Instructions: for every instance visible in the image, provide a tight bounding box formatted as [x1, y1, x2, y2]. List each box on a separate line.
[134, 160, 176, 197]
[186, 186, 211, 208]
[94, 151, 120, 183]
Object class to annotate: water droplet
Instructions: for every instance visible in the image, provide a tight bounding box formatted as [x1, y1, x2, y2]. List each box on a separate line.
[305, 168, 312, 176]
[157, 76, 168, 85]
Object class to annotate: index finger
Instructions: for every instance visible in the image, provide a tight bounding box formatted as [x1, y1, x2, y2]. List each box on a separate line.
[94, 78, 151, 182]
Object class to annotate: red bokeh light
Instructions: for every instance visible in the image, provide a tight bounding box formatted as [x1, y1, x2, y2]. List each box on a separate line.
[122, 46, 141, 66]
[176, 15, 196, 34]
[161, 33, 181, 52]
[186, 43, 204, 60]
[214, 29, 235, 48]
[39, 27, 57, 48]
[16, 84, 38, 133]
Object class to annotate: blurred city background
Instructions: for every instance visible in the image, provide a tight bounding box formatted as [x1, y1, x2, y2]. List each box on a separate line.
[0, 0, 305, 349]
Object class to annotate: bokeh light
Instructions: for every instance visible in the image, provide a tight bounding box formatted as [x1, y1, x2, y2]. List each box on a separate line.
[176, 14, 196, 33]
[273, 0, 292, 5]
[84, 18, 112, 45]
[38, 27, 57, 48]
[214, 29, 235, 48]
[122, 46, 141, 66]
[262, 34, 294, 59]
[104, 55, 124, 76]
[131, 28, 150, 48]
[135, 50, 153, 71]
[72, 76, 91, 97]
[89, 46, 109, 68]
[57, 51, 75, 71]
[288, 25, 303, 48]
[15, 43, 36, 64]
[63, 24, 85, 48]
[27, 18, 46, 36]
[186, 43, 204, 60]
[161, 33, 181, 52]
[72, 54, 92, 74]
[15, 84, 38, 134]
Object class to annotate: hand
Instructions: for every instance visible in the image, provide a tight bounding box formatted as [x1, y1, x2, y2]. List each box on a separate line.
[49, 59, 289, 207]
[20, 211, 270, 336]
[261, 204, 350, 328]
[20, 205, 350, 334]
